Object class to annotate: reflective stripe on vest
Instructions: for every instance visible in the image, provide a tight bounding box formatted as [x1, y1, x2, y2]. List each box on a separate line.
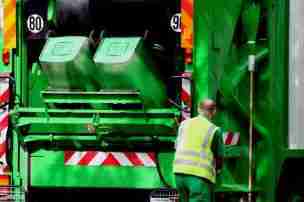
[176, 150, 212, 162]
[202, 125, 218, 148]
[174, 159, 215, 177]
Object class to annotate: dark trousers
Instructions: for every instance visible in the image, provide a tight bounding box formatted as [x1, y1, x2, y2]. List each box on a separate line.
[175, 174, 214, 202]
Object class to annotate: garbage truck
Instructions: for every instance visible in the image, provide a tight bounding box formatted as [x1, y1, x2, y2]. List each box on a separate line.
[0, 0, 302, 201]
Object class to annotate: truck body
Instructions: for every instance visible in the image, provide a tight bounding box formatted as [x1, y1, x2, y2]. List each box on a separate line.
[0, 0, 302, 201]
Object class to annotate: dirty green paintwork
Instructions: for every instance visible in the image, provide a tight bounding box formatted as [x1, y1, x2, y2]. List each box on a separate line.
[39, 36, 99, 91]
[13, 107, 178, 137]
[7, 0, 300, 201]
[193, 0, 290, 201]
[94, 37, 167, 108]
[41, 90, 143, 105]
[30, 150, 174, 188]
[12, 25, 180, 192]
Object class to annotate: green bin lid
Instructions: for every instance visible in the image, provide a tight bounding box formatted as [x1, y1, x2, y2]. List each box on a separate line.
[94, 37, 141, 64]
[39, 36, 88, 63]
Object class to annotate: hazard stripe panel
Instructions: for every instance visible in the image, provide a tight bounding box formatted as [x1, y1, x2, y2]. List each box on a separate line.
[0, 75, 10, 186]
[181, 72, 192, 120]
[64, 151, 156, 167]
[181, 0, 193, 49]
[223, 132, 240, 146]
[3, 0, 16, 49]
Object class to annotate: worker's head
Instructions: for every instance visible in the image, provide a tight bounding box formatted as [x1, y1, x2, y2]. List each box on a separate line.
[198, 99, 217, 120]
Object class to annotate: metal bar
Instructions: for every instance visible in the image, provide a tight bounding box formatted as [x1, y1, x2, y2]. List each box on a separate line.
[13, 107, 178, 135]
[248, 70, 254, 202]
[16, 117, 176, 124]
[42, 90, 141, 95]
[16, 117, 176, 131]
[23, 135, 98, 143]
[41, 90, 143, 105]
[15, 107, 179, 117]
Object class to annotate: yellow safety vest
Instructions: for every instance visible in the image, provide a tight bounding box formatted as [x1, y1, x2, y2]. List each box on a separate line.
[173, 115, 219, 183]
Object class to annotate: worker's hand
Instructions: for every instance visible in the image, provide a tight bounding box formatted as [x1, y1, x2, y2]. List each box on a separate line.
[216, 169, 222, 175]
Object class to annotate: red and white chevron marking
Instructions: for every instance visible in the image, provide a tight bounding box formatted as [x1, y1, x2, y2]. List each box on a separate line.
[223, 132, 240, 146]
[0, 75, 9, 176]
[64, 151, 156, 167]
[0, 186, 10, 201]
[0, 82, 9, 106]
[181, 72, 192, 120]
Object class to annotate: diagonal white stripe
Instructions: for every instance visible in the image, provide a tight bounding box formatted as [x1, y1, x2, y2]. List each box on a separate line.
[88, 152, 108, 166]
[0, 79, 9, 83]
[0, 111, 8, 123]
[0, 153, 7, 174]
[182, 79, 191, 95]
[0, 127, 7, 144]
[232, 133, 240, 145]
[0, 106, 8, 114]
[0, 83, 8, 94]
[0, 85, 8, 92]
[0, 85, 9, 101]
[136, 153, 156, 167]
[111, 152, 132, 166]
[223, 133, 228, 143]
[0, 153, 7, 165]
[65, 152, 86, 165]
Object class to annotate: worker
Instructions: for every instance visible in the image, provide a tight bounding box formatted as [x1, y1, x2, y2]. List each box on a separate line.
[173, 98, 224, 202]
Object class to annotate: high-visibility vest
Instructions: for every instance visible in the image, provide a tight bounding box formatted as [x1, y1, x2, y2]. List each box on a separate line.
[173, 115, 219, 183]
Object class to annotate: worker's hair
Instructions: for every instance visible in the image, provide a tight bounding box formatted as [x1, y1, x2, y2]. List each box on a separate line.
[199, 99, 216, 109]
[198, 99, 216, 115]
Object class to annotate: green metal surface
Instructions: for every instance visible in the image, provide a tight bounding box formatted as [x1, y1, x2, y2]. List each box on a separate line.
[6, 0, 300, 201]
[39, 36, 99, 91]
[41, 90, 143, 105]
[94, 37, 167, 108]
[193, 0, 290, 201]
[30, 150, 174, 188]
[12, 105, 178, 190]
[223, 146, 243, 159]
[13, 107, 178, 138]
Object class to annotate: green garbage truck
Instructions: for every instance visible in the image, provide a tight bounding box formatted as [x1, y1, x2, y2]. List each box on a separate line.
[0, 0, 302, 201]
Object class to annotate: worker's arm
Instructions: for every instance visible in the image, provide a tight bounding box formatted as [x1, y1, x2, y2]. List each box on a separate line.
[212, 128, 224, 171]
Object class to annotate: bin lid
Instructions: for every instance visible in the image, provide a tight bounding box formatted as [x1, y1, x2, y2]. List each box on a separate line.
[39, 36, 87, 63]
[94, 37, 141, 64]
